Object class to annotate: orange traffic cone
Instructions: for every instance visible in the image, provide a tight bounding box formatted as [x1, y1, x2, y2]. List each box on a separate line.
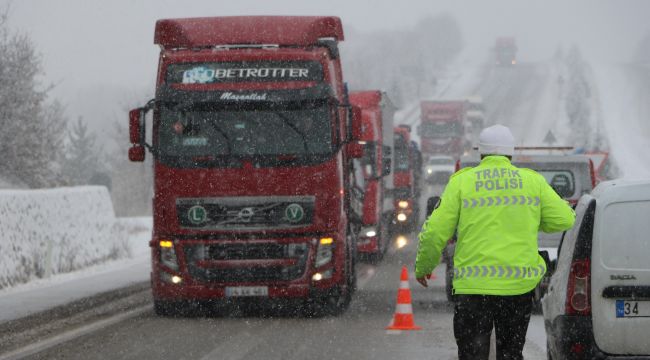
[386, 266, 421, 330]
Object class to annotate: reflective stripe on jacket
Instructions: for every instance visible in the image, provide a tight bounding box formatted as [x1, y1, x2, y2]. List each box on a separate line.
[415, 155, 576, 296]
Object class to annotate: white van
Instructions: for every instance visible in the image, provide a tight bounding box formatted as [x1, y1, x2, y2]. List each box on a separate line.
[542, 179, 650, 359]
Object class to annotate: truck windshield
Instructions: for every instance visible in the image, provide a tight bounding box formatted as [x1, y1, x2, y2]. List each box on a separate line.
[419, 122, 462, 137]
[394, 137, 410, 171]
[157, 101, 333, 166]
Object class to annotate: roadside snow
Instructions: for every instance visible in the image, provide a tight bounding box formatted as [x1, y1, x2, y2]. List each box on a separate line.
[0, 186, 129, 289]
[592, 64, 650, 179]
[0, 217, 151, 322]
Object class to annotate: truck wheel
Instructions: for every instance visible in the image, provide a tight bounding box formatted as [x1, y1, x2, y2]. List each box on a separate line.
[309, 238, 355, 317]
[153, 299, 184, 317]
[533, 286, 543, 313]
[445, 263, 454, 303]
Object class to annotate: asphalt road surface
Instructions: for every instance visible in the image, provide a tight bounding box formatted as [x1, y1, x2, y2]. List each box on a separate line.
[17, 190, 547, 360]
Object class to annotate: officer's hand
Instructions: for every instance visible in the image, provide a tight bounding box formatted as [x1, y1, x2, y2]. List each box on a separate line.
[416, 276, 428, 288]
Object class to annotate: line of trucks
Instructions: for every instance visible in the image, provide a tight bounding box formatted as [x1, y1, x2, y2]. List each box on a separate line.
[127, 16, 422, 315]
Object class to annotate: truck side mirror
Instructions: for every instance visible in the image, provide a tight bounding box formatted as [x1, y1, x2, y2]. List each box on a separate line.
[382, 158, 392, 176]
[426, 196, 441, 215]
[128, 145, 145, 162]
[129, 108, 145, 145]
[347, 105, 364, 158]
[350, 105, 363, 142]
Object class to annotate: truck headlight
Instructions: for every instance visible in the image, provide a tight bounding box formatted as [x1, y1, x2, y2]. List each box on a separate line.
[160, 270, 182, 285]
[160, 240, 179, 271]
[361, 226, 377, 238]
[312, 269, 333, 281]
[315, 237, 333, 268]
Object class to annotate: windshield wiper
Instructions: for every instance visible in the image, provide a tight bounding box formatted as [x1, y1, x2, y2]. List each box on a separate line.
[206, 121, 232, 155]
[174, 102, 232, 155]
[274, 112, 309, 153]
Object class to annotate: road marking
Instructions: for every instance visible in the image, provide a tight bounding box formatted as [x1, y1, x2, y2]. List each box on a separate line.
[0, 306, 149, 360]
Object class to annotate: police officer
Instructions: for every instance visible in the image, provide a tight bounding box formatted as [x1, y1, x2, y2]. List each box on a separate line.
[415, 124, 575, 360]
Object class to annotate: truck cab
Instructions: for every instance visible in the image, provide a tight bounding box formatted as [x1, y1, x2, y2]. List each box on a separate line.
[392, 125, 422, 232]
[417, 100, 468, 159]
[349, 91, 395, 261]
[128, 16, 363, 315]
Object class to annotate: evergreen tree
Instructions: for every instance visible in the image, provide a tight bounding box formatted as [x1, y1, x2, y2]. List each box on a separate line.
[62, 116, 104, 185]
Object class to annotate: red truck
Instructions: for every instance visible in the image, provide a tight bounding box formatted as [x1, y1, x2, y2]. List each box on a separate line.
[495, 37, 517, 66]
[392, 125, 422, 232]
[349, 91, 395, 261]
[127, 16, 364, 316]
[417, 100, 468, 159]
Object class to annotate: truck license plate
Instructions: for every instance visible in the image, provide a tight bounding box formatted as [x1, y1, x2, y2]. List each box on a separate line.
[225, 286, 268, 297]
[616, 300, 650, 318]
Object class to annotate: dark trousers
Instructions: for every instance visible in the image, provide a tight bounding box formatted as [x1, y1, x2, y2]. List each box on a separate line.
[453, 291, 533, 360]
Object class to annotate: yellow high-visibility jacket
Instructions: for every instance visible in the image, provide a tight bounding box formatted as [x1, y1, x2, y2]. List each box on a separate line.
[415, 155, 576, 295]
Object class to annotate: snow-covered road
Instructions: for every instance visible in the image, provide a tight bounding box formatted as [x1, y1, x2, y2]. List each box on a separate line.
[592, 63, 650, 179]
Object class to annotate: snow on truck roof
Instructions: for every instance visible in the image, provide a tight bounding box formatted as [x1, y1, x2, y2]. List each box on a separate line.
[349, 91, 395, 110]
[154, 16, 344, 49]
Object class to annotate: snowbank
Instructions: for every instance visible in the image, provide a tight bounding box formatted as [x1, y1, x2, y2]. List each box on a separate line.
[0, 186, 130, 289]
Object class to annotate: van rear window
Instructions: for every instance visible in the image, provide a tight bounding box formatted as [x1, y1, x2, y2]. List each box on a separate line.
[600, 201, 650, 270]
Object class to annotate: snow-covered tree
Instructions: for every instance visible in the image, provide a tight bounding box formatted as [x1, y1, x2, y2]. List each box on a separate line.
[0, 11, 66, 188]
[62, 116, 105, 185]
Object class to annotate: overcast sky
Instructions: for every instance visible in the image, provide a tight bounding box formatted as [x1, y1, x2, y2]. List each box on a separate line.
[4, 0, 650, 129]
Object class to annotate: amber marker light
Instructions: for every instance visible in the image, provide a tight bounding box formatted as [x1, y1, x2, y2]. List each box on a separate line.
[160, 240, 173, 248]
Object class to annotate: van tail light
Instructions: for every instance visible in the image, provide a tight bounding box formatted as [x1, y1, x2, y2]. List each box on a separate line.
[566, 258, 591, 316]
[588, 159, 597, 188]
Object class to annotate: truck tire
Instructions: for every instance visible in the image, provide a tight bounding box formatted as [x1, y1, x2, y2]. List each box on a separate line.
[445, 262, 454, 303]
[153, 299, 185, 317]
[309, 233, 356, 317]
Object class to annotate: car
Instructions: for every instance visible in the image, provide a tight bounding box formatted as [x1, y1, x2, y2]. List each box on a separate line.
[441, 154, 598, 303]
[424, 155, 455, 184]
[542, 179, 650, 359]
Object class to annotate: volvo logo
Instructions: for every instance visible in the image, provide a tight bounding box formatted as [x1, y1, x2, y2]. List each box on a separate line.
[237, 207, 255, 222]
[285, 203, 305, 223]
[188, 205, 207, 224]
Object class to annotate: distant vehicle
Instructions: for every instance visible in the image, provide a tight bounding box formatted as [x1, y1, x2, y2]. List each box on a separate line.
[495, 37, 517, 66]
[543, 180, 650, 359]
[424, 155, 455, 185]
[350, 91, 395, 262]
[465, 96, 485, 140]
[392, 125, 422, 232]
[127, 16, 364, 316]
[417, 100, 468, 159]
[441, 153, 598, 303]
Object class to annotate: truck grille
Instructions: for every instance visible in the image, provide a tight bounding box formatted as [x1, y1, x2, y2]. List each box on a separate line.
[184, 242, 309, 282]
[176, 196, 315, 230]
